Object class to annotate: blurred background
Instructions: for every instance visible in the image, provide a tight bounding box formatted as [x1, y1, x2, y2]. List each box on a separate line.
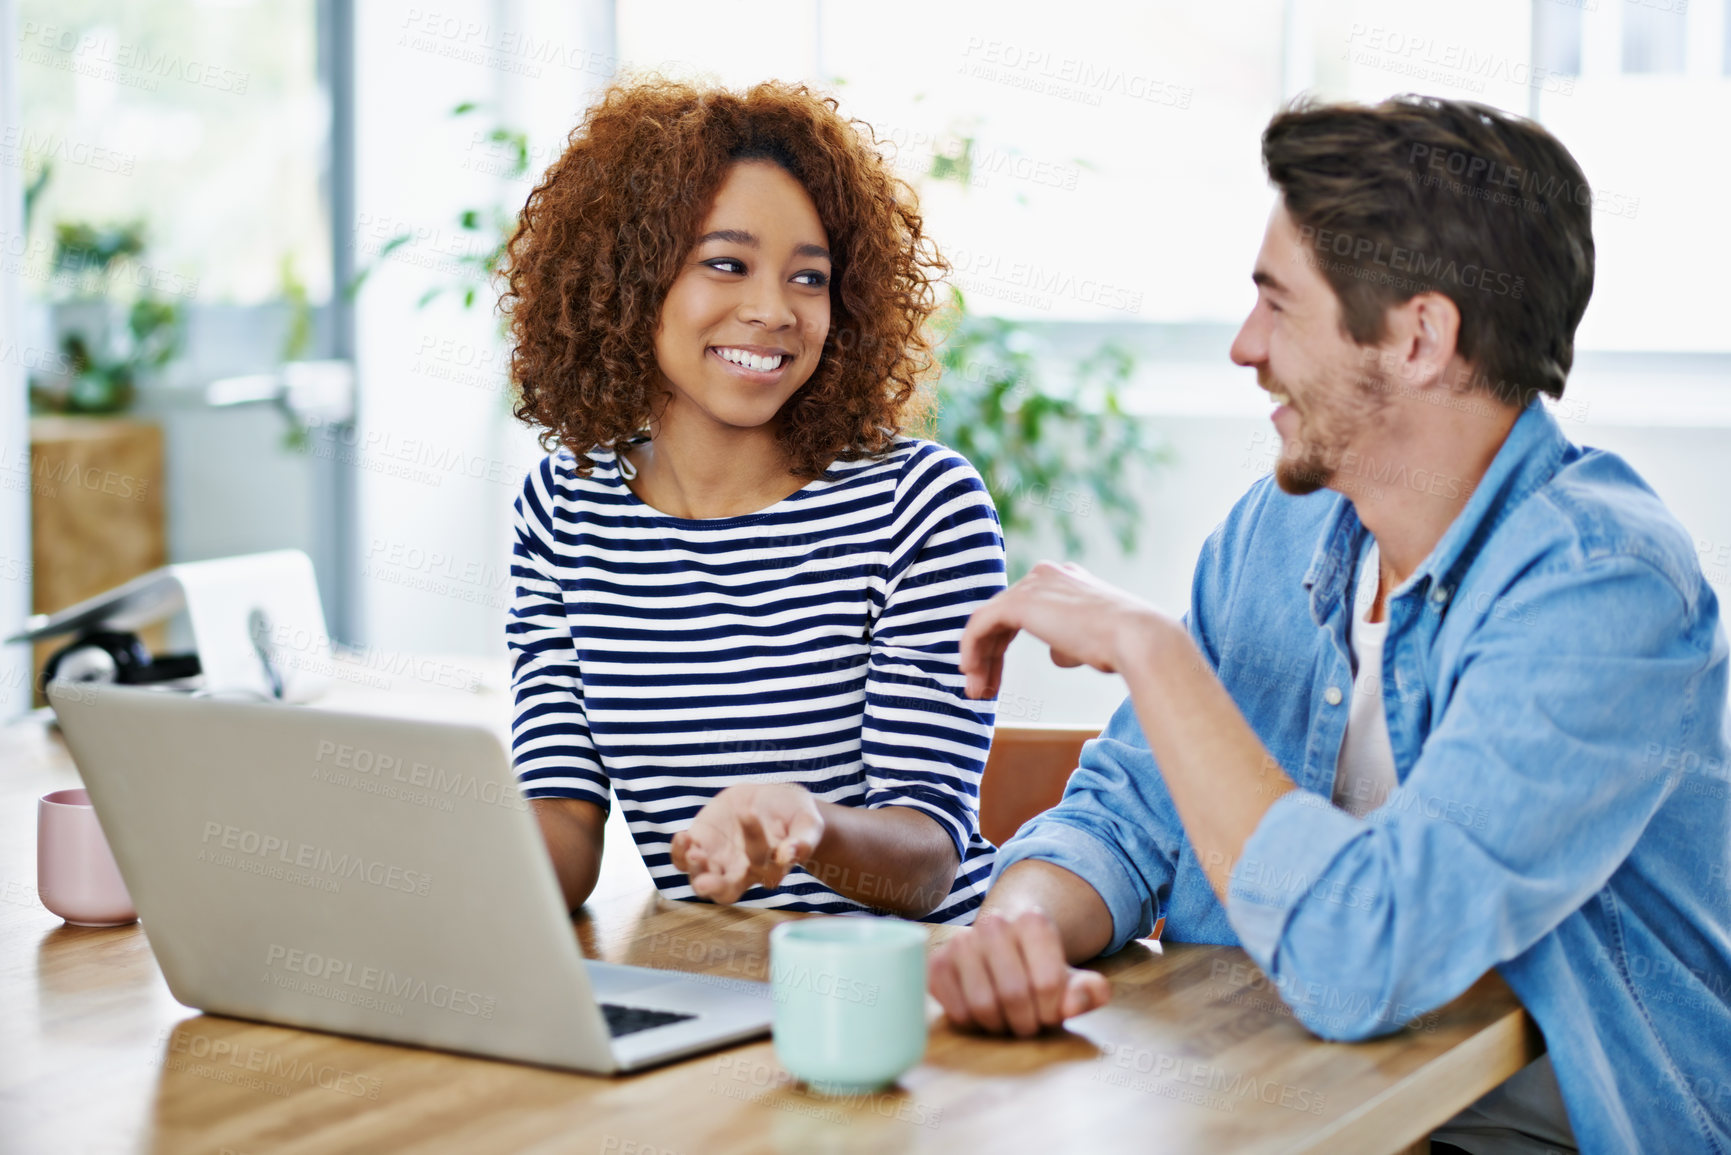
[2, 0, 1727, 726]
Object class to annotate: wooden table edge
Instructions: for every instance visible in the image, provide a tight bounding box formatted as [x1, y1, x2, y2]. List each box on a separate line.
[1289, 995, 1543, 1155]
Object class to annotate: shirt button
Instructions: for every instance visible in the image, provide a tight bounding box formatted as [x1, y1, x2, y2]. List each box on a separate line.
[1432, 586, 1450, 604]
[1324, 686, 1344, 706]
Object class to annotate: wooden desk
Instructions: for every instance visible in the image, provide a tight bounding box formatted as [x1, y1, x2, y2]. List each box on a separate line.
[0, 694, 1540, 1154]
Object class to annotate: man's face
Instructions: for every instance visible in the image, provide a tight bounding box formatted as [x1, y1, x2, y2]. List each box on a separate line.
[1230, 203, 1390, 496]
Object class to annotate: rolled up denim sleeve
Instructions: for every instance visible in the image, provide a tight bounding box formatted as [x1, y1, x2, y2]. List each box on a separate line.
[990, 501, 1245, 955]
[991, 697, 1187, 954]
[1227, 554, 1704, 1041]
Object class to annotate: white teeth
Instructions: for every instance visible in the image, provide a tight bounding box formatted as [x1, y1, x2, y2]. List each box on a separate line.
[1271, 392, 1291, 405]
[715, 347, 784, 373]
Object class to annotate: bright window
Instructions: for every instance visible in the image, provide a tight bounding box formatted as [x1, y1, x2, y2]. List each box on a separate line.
[12, 0, 331, 305]
[614, 0, 1730, 353]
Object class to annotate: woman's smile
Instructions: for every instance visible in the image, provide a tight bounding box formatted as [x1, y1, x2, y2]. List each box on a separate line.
[708, 343, 795, 380]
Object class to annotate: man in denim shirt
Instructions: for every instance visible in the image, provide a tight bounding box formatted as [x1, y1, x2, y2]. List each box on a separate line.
[930, 97, 1731, 1154]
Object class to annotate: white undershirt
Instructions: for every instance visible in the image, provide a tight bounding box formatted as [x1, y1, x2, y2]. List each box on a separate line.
[1332, 541, 1397, 817]
[1334, 542, 1577, 1154]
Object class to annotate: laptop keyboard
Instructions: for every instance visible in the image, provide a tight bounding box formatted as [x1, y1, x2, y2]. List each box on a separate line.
[600, 1002, 697, 1039]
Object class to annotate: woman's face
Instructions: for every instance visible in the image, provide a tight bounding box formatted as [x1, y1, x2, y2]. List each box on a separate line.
[652, 160, 832, 437]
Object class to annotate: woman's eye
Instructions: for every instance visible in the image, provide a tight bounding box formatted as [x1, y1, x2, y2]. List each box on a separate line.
[792, 270, 830, 287]
[705, 258, 745, 274]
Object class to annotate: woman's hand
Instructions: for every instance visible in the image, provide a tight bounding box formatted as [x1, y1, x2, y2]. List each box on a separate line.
[671, 783, 826, 904]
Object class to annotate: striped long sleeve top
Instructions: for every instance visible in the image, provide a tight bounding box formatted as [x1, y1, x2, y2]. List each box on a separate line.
[507, 439, 1005, 923]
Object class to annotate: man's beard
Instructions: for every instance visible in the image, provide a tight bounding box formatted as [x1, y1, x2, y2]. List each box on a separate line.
[1274, 418, 1343, 495]
[1269, 364, 1389, 497]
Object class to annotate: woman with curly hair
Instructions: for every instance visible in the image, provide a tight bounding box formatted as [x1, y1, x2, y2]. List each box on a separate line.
[503, 78, 1005, 924]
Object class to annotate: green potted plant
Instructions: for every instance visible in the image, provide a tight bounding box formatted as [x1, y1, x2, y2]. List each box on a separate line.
[349, 101, 526, 316]
[28, 219, 184, 415]
[918, 126, 1163, 577]
[931, 290, 1164, 577]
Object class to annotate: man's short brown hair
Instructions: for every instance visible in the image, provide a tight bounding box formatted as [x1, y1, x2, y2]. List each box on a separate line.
[1262, 95, 1595, 407]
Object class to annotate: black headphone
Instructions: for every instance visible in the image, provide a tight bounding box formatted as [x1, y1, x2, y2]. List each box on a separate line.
[42, 630, 202, 688]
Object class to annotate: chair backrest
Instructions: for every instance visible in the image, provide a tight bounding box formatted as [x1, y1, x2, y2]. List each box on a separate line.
[978, 724, 1098, 846]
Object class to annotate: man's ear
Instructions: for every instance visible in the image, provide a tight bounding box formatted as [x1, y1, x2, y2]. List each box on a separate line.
[1387, 292, 1460, 389]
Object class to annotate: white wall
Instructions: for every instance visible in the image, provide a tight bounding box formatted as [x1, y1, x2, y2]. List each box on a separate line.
[1, 0, 34, 720]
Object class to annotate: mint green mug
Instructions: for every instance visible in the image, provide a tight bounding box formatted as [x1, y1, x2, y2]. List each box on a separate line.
[769, 916, 929, 1094]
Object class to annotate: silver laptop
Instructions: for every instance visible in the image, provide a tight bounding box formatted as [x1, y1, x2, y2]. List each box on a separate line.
[47, 681, 773, 1073]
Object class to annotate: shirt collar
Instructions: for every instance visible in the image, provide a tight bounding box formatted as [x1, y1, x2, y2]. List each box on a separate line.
[1302, 400, 1571, 622]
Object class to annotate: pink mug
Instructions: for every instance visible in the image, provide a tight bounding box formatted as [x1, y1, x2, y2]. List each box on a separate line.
[37, 788, 137, 927]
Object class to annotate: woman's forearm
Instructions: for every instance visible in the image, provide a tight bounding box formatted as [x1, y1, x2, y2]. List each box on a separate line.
[531, 797, 606, 912]
[801, 803, 960, 918]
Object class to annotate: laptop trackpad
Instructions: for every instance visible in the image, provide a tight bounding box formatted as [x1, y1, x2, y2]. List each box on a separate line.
[584, 960, 758, 999]
[583, 961, 675, 998]
[585, 960, 769, 1012]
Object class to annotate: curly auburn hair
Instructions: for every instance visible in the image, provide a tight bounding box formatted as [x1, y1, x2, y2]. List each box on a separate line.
[502, 78, 947, 477]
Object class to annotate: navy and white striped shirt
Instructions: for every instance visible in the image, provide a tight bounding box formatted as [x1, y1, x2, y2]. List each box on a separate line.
[508, 439, 1005, 923]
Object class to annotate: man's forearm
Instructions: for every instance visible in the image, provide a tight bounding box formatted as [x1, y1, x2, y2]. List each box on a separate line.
[1119, 616, 1297, 902]
[531, 797, 605, 912]
[802, 803, 959, 918]
[981, 859, 1116, 963]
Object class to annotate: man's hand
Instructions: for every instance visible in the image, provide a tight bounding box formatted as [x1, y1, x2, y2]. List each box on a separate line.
[959, 561, 1164, 700]
[928, 909, 1112, 1036]
[671, 783, 825, 904]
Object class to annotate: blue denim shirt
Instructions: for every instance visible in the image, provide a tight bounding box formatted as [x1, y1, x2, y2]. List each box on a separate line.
[995, 403, 1731, 1153]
